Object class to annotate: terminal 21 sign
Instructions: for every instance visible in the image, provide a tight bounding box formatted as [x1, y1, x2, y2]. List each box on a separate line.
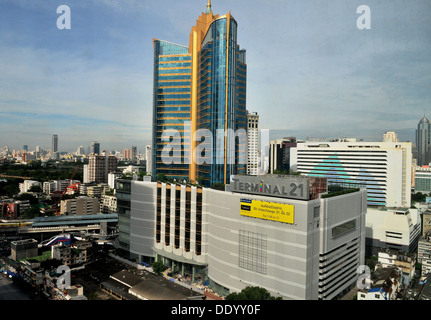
[230, 175, 310, 201]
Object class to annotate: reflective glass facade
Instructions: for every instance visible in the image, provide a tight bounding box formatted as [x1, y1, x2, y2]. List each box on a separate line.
[196, 16, 247, 185]
[152, 6, 247, 186]
[153, 40, 192, 182]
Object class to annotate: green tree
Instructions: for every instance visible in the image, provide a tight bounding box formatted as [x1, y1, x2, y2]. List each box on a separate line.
[22, 206, 41, 219]
[225, 286, 282, 300]
[28, 184, 42, 193]
[157, 173, 167, 182]
[152, 261, 167, 276]
[16, 193, 38, 205]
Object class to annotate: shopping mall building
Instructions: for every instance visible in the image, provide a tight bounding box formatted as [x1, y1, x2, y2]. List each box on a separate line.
[116, 175, 367, 300]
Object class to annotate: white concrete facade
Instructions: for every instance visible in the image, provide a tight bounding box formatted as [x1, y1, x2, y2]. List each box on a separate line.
[127, 177, 367, 300]
[290, 140, 412, 208]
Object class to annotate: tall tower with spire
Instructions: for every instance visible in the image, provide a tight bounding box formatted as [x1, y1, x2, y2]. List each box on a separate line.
[152, 1, 247, 186]
[416, 115, 431, 166]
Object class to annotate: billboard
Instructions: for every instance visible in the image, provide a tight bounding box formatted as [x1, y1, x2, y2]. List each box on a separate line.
[240, 198, 294, 224]
[2, 203, 17, 219]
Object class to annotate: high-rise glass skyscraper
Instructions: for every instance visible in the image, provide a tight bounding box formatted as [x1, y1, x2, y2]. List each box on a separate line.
[416, 115, 431, 166]
[152, 1, 247, 186]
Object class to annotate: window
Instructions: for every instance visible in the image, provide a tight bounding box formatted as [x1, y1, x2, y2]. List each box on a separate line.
[332, 220, 356, 239]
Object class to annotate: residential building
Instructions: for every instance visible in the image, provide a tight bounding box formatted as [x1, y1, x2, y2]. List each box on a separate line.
[123, 148, 132, 161]
[246, 111, 259, 175]
[152, 1, 247, 186]
[60, 196, 100, 215]
[19, 180, 41, 193]
[122, 174, 367, 300]
[416, 115, 431, 166]
[100, 194, 117, 214]
[291, 138, 412, 207]
[87, 154, 118, 184]
[377, 249, 416, 286]
[269, 137, 297, 174]
[43, 180, 80, 194]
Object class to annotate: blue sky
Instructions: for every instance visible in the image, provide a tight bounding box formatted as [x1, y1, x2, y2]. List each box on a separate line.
[0, 0, 430, 153]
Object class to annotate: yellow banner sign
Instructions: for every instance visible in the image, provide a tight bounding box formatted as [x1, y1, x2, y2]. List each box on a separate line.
[240, 199, 294, 224]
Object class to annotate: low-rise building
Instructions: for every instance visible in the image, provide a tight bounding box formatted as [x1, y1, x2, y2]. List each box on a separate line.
[365, 207, 421, 256]
[357, 267, 402, 300]
[418, 234, 431, 276]
[11, 239, 38, 261]
[378, 249, 416, 286]
[100, 195, 117, 214]
[60, 196, 100, 215]
[19, 180, 41, 193]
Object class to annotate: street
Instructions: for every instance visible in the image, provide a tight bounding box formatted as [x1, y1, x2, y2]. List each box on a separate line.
[0, 275, 31, 300]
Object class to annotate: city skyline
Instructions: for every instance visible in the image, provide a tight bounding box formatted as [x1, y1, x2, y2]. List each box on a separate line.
[1, 0, 430, 152]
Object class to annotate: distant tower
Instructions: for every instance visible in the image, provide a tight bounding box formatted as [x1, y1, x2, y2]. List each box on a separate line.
[52, 135, 58, 153]
[92, 141, 100, 155]
[383, 131, 399, 143]
[416, 116, 431, 166]
[52, 134, 59, 160]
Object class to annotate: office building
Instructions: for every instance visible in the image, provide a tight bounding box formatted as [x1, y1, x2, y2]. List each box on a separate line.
[246, 111, 259, 175]
[152, 1, 247, 186]
[416, 115, 431, 166]
[269, 137, 297, 174]
[120, 175, 367, 300]
[291, 139, 412, 207]
[87, 154, 118, 184]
